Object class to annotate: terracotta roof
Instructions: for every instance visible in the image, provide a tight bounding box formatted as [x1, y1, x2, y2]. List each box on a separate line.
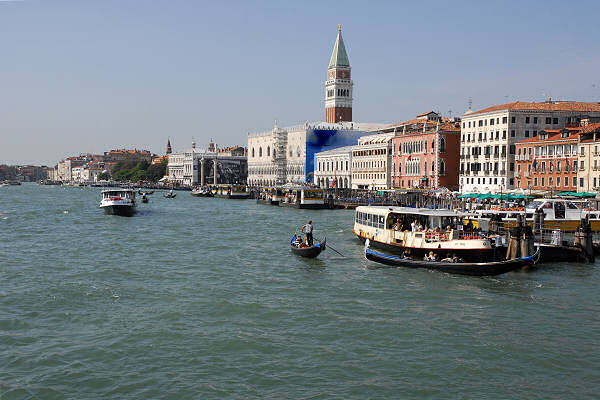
[581, 122, 600, 134]
[416, 110, 436, 117]
[467, 101, 600, 116]
[516, 131, 582, 144]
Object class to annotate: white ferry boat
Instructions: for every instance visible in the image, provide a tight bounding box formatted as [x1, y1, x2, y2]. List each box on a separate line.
[353, 206, 495, 262]
[99, 189, 137, 216]
[279, 186, 328, 209]
[471, 198, 600, 232]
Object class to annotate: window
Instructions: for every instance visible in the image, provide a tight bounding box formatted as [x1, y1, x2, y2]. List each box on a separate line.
[462, 122, 465, 128]
[510, 162, 514, 171]
[553, 118, 558, 124]
[534, 177, 538, 186]
[534, 117, 538, 124]
[581, 146, 585, 156]
[546, 117, 551, 124]
[580, 178, 584, 188]
[525, 130, 530, 137]
[251, 148, 255, 157]
[526, 116, 530, 123]
[502, 116, 507, 123]
[267, 146, 270, 156]
[509, 145, 516, 154]
[511, 130, 516, 137]
[511, 117, 516, 123]
[580, 161, 585, 170]
[573, 177, 577, 187]
[503, 130, 507, 139]
[549, 177, 553, 186]
[533, 130, 537, 137]
[541, 177, 545, 186]
[259, 147, 263, 157]
[490, 118, 495, 126]
[478, 120, 483, 127]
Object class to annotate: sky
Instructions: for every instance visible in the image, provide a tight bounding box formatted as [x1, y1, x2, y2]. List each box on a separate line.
[2, 0, 600, 165]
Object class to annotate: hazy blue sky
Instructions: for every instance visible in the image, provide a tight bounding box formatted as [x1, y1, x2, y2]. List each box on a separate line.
[2, 0, 600, 165]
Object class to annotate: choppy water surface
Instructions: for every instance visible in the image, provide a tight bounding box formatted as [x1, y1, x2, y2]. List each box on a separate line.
[1, 184, 599, 399]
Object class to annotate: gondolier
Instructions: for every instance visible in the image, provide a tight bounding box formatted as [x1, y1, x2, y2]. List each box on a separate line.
[302, 220, 314, 246]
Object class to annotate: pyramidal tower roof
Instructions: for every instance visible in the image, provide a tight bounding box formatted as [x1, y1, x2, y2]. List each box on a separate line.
[328, 25, 350, 68]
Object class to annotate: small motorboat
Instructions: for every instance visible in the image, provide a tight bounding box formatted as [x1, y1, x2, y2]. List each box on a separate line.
[191, 187, 214, 197]
[290, 235, 326, 258]
[364, 240, 535, 276]
[164, 192, 176, 198]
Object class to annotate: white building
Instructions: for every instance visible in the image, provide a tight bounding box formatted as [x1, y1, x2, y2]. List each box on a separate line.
[351, 132, 395, 190]
[167, 141, 247, 186]
[314, 145, 353, 189]
[460, 101, 600, 193]
[247, 121, 386, 187]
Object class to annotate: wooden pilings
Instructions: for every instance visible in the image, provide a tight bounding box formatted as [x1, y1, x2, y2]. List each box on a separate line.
[574, 215, 595, 263]
[506, 214, 534, 260]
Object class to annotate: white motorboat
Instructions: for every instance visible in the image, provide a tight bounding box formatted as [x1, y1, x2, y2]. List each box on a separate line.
[99, 189, 137, 216]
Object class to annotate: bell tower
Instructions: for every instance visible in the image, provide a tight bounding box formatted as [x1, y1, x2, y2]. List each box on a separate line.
[325, 25, 353, 123]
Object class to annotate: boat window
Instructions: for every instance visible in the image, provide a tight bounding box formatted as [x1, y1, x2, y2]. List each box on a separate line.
[566, 202, 579, 210]
[526, 213, 533, 218]
[589, 214, 598, 219]
[414, 233, 423, 238]
[526, 200, 544, 210]
[378, 215, 385, 229]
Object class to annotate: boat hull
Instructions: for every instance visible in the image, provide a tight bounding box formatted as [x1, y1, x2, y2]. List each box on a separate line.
[102, 205, 136, 217]
[290, 236, 326, 258]
[355, 234, 497, 262]
[365, 247, 533, 276]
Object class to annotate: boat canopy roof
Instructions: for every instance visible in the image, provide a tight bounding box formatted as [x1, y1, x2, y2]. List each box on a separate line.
[355, 206, 467, 217]
[101, 189, 136, 194]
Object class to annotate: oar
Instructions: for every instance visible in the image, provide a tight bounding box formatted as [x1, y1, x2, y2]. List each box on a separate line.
[327, 244, 345, 257]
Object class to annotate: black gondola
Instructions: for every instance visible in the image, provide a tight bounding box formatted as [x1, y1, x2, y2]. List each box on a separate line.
[364, 240, 535, 276]
[164, 193, 176, 198]
[290, 235, 326, 258]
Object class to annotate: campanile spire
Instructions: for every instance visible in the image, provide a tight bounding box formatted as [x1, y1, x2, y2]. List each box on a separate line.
[325, 25, 353, 123]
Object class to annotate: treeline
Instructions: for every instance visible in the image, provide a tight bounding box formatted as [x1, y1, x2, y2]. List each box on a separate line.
[100, 160, 167, 182]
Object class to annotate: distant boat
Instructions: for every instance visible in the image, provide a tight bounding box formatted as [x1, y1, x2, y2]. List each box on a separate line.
[99, 189, 137, 217]
[164, 192, 176, 198]
[290, 235, 326, 258]
[191, 187, 214, 197]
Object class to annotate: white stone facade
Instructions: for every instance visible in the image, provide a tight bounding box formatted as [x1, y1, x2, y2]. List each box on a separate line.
[247, 124, 308, 186]
[315, 146, 353, 189]
[351, 132, 394, 190]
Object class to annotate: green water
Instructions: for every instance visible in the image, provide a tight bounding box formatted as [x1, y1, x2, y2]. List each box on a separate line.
[1, 184, 599, 399]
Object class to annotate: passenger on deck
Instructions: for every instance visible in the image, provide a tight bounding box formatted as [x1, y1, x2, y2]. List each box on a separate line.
[294, 236, 303, 247]
[441, 253, 453, 262]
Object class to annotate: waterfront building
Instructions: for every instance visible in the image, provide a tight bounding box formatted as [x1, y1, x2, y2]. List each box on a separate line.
[386, 112, 460, 190]
[460, 101, 600, 193]
[351, 132, 395, 190]
[576, 123, 600, 192]
[325, 25, 353, 123]
[314, 145, 353, 188]
[56, 157, 86, 182]
[247, 122, 385, 186]
[514, 128, 581, 193]
[167, 140, 247, 186]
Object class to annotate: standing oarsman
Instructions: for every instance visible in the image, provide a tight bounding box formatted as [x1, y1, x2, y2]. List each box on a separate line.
[302, 220, 314, 246]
